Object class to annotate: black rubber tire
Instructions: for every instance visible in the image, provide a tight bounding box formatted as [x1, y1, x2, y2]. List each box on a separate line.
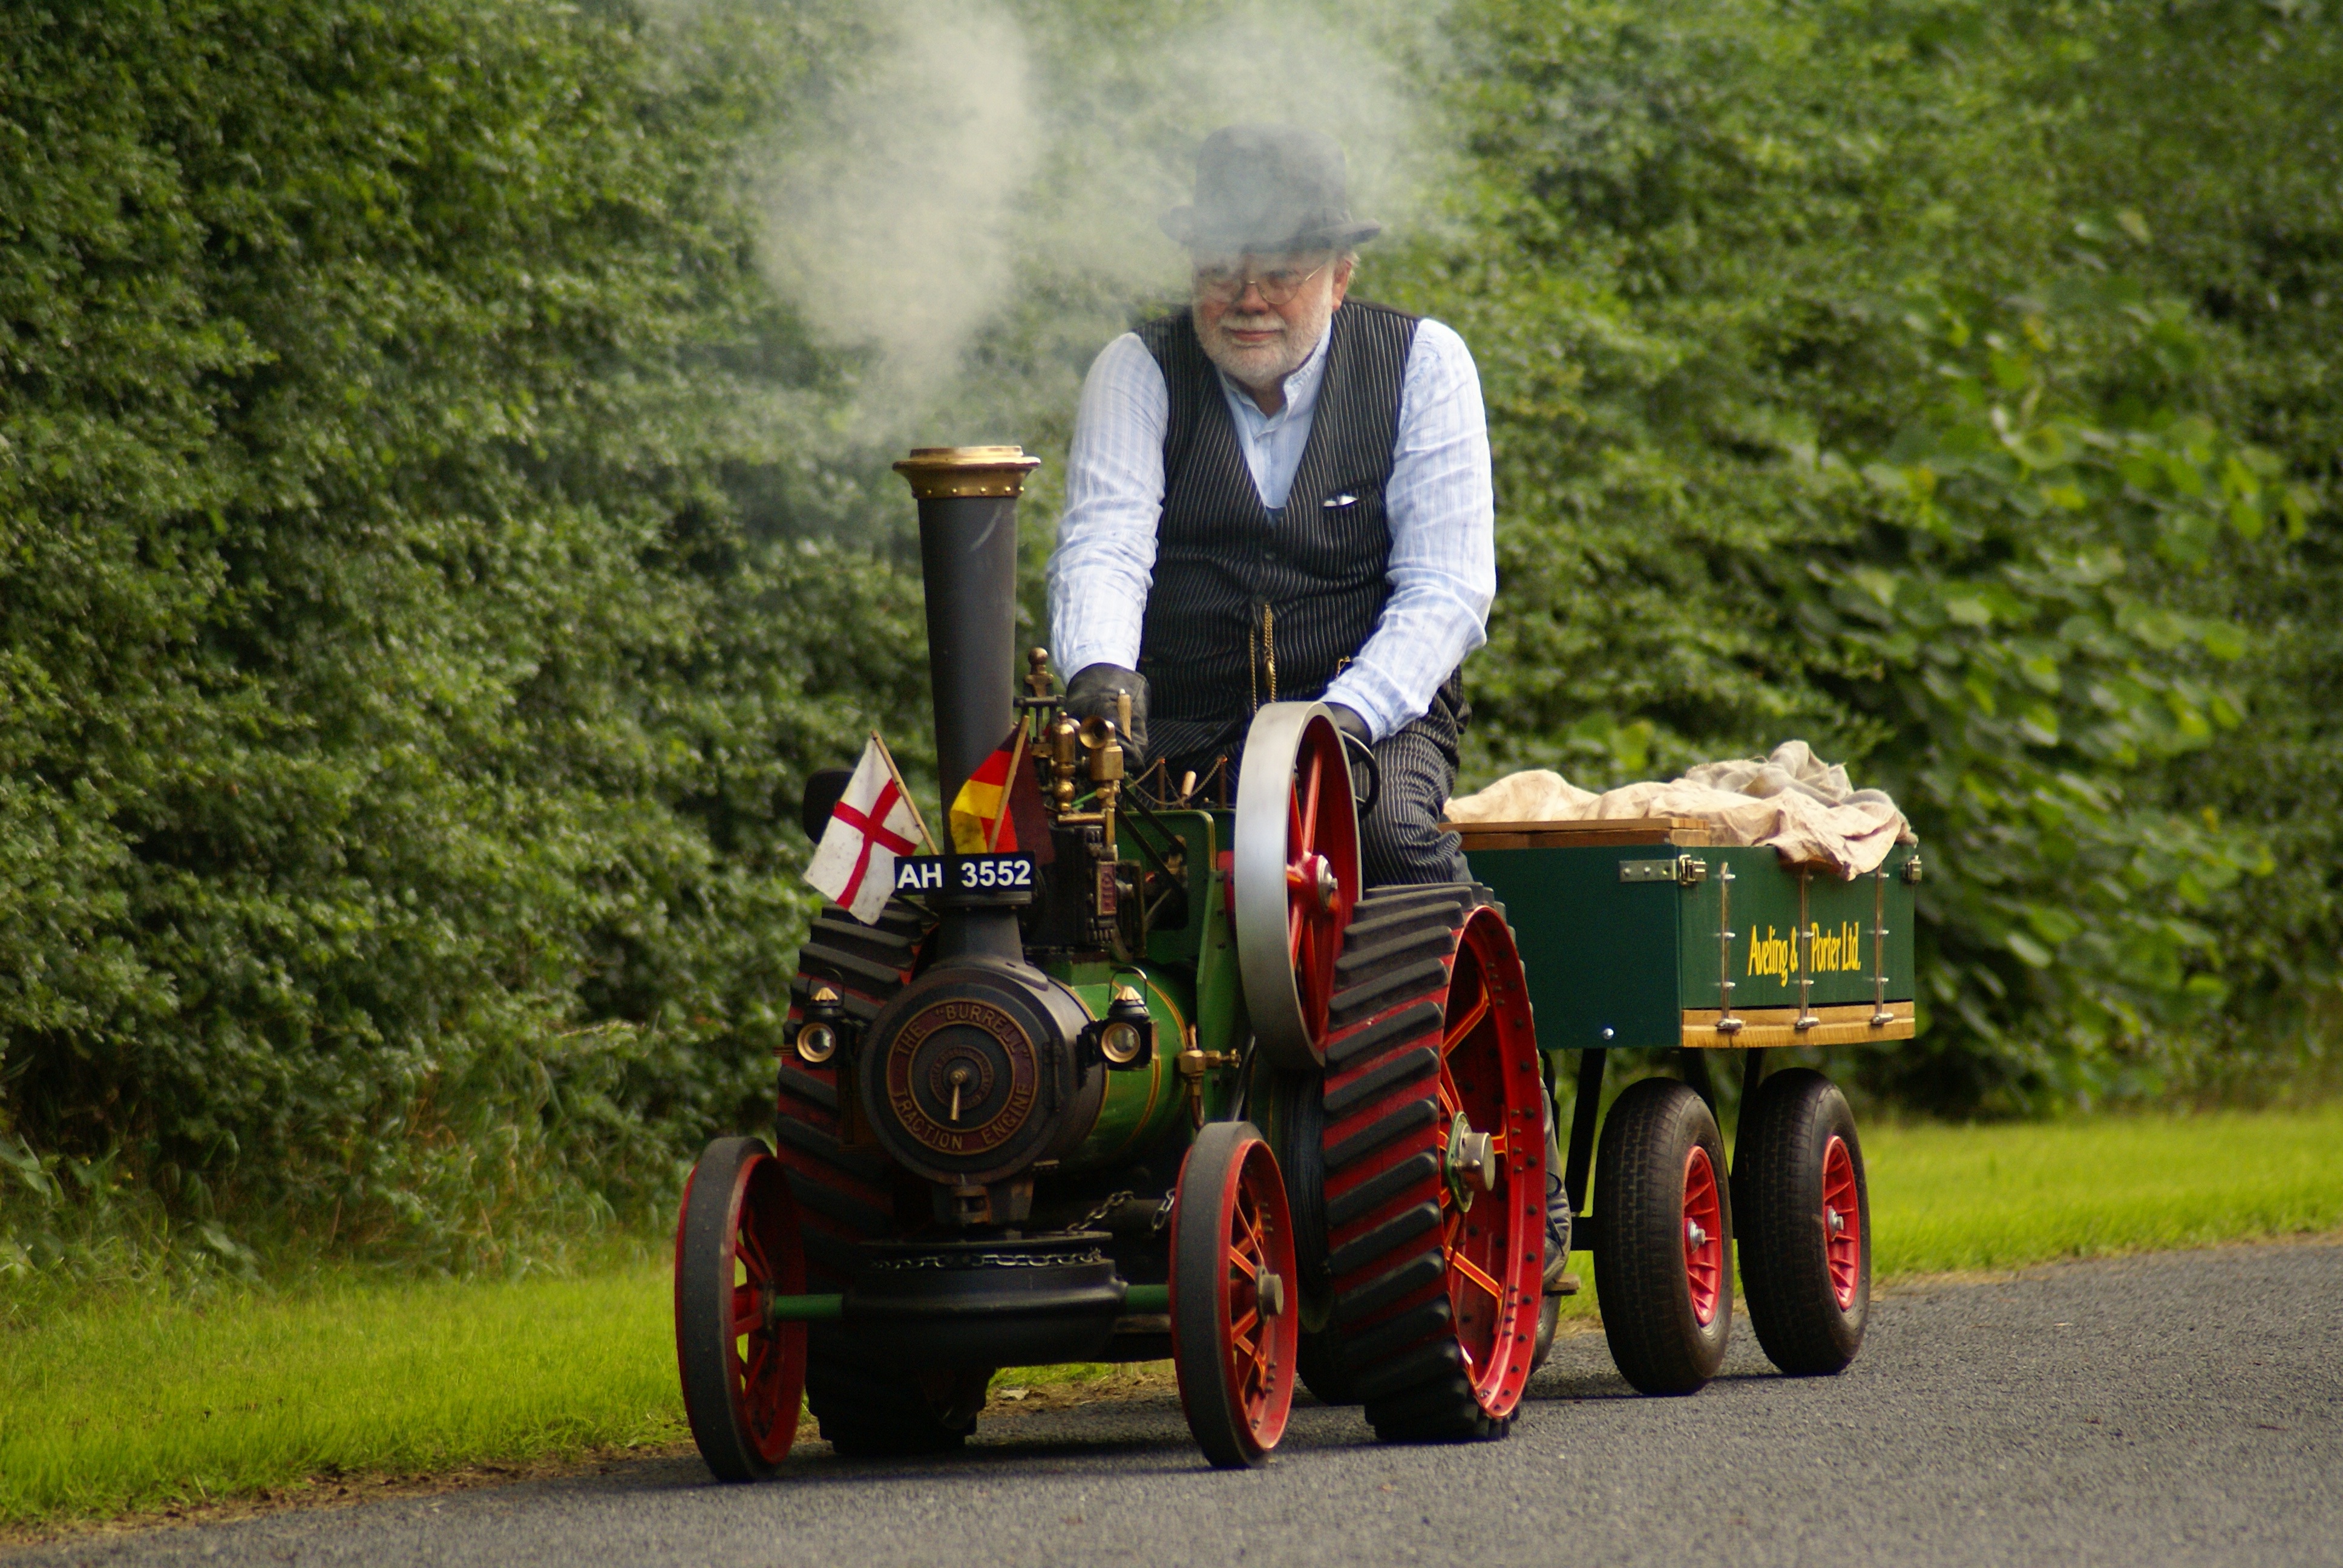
[675, 1135, 804, 1481]
[770, 898, 986, 1457]
[1271, 1067, 1362, 1406]
[1296, 1327, 1359, 1405]
[1170, 1120, 1299, 1468]
[1735, 1068, 1871, 1376]
[1593, 1077, 1733, 1395]
[1318, 883, 1541, 1444]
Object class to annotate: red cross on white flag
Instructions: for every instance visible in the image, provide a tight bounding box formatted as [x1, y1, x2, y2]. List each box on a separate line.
[805, 739, 925, 923]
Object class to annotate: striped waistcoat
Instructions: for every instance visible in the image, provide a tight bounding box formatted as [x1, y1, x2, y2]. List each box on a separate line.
[1135, 301, 1464, 770]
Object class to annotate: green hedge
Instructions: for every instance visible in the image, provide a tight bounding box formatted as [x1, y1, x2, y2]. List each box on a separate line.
[0, 0, 928, 1269]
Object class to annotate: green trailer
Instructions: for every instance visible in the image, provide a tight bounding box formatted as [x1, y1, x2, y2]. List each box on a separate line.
[1455, 814, 1918, 1388]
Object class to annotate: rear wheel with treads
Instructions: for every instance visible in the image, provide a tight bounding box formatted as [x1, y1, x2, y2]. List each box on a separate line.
[771, 899, 989, 1455]
[1317, 886, 1547, 1442]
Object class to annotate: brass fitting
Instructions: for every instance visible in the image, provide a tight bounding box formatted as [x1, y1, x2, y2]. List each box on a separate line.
[1079, 716, 1124, 856]
[1048, 713, 1081, 808]
[1177, 1031, 1239, 1127]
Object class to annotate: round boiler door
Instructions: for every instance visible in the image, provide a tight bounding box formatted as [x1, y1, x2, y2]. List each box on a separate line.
[880, 998, 1041, 1162]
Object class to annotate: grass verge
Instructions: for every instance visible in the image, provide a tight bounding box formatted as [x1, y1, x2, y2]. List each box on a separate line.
[5, 1103, 2341, 1532]
[1, 1259, 684, 1532]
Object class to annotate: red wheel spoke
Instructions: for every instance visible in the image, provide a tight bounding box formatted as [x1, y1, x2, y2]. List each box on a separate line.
[1446, 1244, 1507, 1304]
[1298, 754, 1321, 849]
[732, 1284, 764, 1339]
[1443, 991, 1490, 1057]
[735, 1226, 775, 1286]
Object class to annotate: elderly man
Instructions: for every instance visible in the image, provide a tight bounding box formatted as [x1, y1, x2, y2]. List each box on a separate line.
[1046, 122, 1495, 887]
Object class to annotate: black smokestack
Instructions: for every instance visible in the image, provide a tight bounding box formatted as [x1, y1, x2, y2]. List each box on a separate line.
[893, 446, 1040, 960]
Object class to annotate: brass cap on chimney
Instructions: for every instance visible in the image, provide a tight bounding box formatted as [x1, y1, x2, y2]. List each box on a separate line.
[893, 445, 1042, 500]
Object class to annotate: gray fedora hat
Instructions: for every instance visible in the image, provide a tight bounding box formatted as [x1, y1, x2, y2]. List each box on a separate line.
[1159, 123, 1383, 253]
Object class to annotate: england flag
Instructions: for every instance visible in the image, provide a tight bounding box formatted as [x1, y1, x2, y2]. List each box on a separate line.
[804, 739, 923, 924]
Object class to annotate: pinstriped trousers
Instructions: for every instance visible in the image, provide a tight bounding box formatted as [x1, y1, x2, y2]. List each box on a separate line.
[1359, 720, 1470, 888]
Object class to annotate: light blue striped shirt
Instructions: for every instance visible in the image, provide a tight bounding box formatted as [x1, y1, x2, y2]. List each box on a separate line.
[1045, 316, 1496, 742]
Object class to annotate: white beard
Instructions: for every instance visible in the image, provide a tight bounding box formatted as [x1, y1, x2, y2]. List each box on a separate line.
[1196, 284, 1336, 391]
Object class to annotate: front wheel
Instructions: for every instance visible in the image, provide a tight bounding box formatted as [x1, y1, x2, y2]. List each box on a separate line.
[1593, 1077, 1732, 1394]
[675, 1135, 807, 1481]
[1736, 1068, 1870, 1375]
[1172, 1120, 1301, 1468]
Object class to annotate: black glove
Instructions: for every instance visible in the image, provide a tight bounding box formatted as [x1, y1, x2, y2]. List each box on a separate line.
[1323, 703, 1374, 750]
[1324, 703, 1381, 814]
[1064, 664, 1151, 762]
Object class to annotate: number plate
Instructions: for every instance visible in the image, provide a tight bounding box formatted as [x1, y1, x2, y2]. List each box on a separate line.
[894, 854, 1037, 894]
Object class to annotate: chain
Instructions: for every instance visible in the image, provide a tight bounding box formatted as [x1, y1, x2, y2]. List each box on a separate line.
[866, 1247, 1110, 1272]
[1245, 603, 1279, 713]
[1072, 1189, 1134, 1232]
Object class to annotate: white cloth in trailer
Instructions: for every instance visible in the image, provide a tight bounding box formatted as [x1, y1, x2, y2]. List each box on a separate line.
[1443, 740, 1916, 880]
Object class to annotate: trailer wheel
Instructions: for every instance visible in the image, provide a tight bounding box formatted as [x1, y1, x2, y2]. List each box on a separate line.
[1593, 1077, 1733, 1394]
[1736, 1068, 1870, 1376]
[1318, 886, 1545, 1443]
[675, 1136, 807, 1481]
[1172, 1120, 1300, 1468]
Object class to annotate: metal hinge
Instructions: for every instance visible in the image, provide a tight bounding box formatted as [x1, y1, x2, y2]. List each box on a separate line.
[1620, 855, 1708, 887]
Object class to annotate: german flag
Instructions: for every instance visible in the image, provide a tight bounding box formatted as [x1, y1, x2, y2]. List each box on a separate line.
[948, 724, 1054, 859]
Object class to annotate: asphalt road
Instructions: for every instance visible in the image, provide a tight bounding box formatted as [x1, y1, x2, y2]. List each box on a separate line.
[16, 1241, 2342, 1568]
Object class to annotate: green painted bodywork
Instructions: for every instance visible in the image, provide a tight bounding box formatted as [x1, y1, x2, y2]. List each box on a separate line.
[1056, 963, 1191, 1169]
[1050, 806, 1252, 1168]
[1463, 841, 1919, 1054]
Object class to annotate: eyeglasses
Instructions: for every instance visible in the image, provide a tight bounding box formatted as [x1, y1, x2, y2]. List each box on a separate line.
[1192, 258, 1331, 307]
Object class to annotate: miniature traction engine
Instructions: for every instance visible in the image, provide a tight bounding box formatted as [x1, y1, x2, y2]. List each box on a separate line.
[673, 445, 1906, 1477]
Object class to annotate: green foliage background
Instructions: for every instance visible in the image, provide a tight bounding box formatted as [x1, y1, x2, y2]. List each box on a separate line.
[2, 0, 2338, 1273]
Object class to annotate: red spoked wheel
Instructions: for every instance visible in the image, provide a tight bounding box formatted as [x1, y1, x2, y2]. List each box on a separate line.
[1171, 1120, 1300, 1469]
[1736, 1067, 1872, 1376]
[1823, 1135, 1861, 1309]
[675, 1135, 807, 1481]
[1429, 911, 1548, 1420]
[1592, 1077, 1734, 1395]
[1682, 1145, 1725, 1327]
[1316, 888, 1546, 1442]
[1234, 703, 1360, 1070]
